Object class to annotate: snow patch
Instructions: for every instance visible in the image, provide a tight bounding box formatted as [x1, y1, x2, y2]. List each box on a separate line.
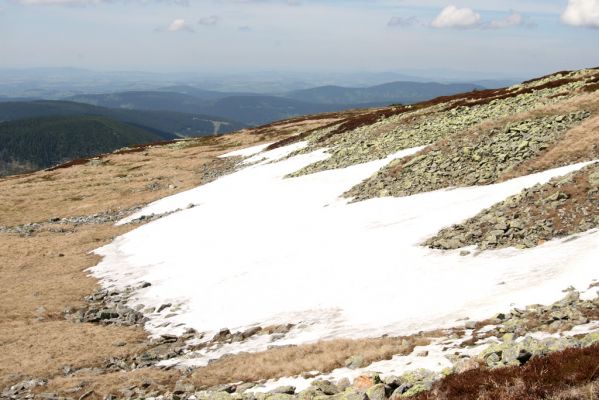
[92, 142, 599, 367]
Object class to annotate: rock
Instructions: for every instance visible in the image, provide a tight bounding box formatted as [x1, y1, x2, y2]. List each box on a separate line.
[329, 388, 368, 400]
[209, 383, 237, 393]
[213, 328, 232, 341]
[269, 386, 295, 395]
[236, 383, 256, 393]
[516, 349, 533, 365]
[589, 172, 599, 187]
[464, 320, 477, 329]
[454, 358, 479, 374]
[389, 385, 408, 400]
[352, 372, 380, 390]
[156, 303, 172, 313]
[382, 375, 402, 388]
[365, 383, 386, 400]
[581, 332, 599, 347]
[242, 326, 262, 339]
[416, 350, 429, 357]
[344, 355, 365, 370]
[311, 380, 339, 395]
[174, 381, 195, 394]
[402, 381, 434, 397]
[336, 378, 351, 392]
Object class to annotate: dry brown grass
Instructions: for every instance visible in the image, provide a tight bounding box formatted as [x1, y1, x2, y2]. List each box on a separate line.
[1, 83, 597, 398]
[550, 381, 599, 400]
[501, 90, 599, 180]
[190, 336, 431, 388]
[0, 124, 311, 226]
[0, 224, 150, 388]
[385, 88, 599, 186]
[0, 126, 306, 392]
[0, 116, 436, 397]
[40, 369, 179, 400]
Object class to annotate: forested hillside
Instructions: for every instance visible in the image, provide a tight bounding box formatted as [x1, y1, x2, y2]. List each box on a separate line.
[0, 100, 245, 137]
[0, 116, 172, 176]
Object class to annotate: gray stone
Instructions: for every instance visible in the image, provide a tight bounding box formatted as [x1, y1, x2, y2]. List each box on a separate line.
[269, 386, 296, 395]
[344, 355, 365, 370]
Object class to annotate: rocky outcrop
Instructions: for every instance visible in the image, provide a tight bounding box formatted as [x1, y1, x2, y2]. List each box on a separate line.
[346, 111, 591, 201]
[426, 162, 599, 250]
[287, 69, 594, 178]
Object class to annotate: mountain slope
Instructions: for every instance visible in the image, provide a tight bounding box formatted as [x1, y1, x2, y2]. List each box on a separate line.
[0, 100, 245, 136]
[284, 81, 484, 105]
[0, 116, 172, 175]
[1, 68, 598, 400]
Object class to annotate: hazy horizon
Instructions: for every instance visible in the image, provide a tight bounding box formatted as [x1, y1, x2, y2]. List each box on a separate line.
[1, 0, 599, 78]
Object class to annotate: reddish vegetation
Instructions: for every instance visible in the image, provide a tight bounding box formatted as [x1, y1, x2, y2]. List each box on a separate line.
[313, 106, 409, 143]
[414, 344, 599, 400]
[267, 70, 593, 152]
[583, 83, 599, 93]
[264, 120, 341, 150]
[521, 70, 574, 85]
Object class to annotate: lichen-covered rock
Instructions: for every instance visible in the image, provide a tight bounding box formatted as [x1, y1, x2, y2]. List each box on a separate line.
[286, 70, 593, 179]
[344, 355, 365, 370]
[352, 372, 381, 390]
[365, 383, 386, 400]
[581, 332, 599, 347]
[425, 161, 599, 250]
[347, 111, 591, 202]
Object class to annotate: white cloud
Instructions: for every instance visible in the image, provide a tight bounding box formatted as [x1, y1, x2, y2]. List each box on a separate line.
[166, 18, 192, 32]
[561, 0, 599, 28]
[431, 5, 481, 29]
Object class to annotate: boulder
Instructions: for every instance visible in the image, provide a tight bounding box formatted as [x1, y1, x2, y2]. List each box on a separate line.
[344, 355, 365, 370]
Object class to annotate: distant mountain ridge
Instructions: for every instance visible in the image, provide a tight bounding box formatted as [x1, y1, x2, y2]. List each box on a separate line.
[67, 91, 350, 126]
[0, 100, 245, 137]
[283, 81, 485, 105]
[66, 80, 487, 126]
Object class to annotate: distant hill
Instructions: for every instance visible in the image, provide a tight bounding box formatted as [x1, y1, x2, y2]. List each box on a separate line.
[0, 116, 172, 176]
[284, 81, 485, 105]
[155, 86, 257, 101]
[68, 91, 348, 126]
[64, 81, 487, 127]
[0, 101, 245, 136]
[203, 95, 349, 126]
[68, 91, 209, 114]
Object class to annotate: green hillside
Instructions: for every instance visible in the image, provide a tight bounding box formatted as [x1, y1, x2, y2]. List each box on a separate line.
[0, 101, 246, 137]
[0, 116, 170, 176]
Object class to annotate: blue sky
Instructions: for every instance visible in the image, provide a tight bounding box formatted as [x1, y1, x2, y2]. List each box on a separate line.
[1, 0, 598, 76]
